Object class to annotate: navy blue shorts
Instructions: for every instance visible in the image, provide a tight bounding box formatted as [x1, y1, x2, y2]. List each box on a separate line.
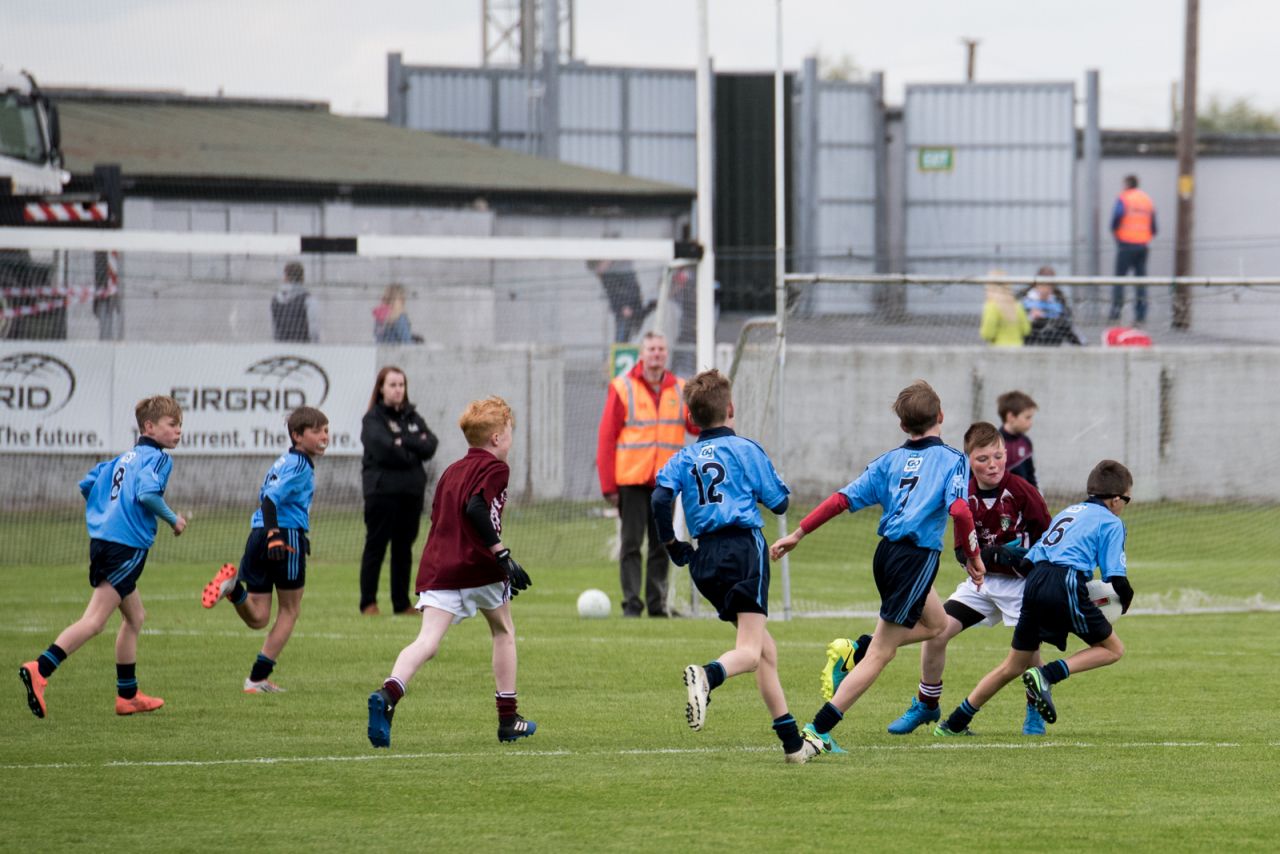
[872, 538, 940, 628]
[88, 539, 149, 599]
[1012, 561, 1114, 652]
[238, 527, 309, 593]
[690, 527, 770, 622]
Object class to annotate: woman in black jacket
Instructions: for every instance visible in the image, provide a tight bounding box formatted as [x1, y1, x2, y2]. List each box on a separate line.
[359, 366, 438, 615]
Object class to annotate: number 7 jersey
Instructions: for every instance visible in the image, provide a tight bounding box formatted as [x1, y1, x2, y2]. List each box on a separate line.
[839, 436, 969, 551]
[656, 426, 790, 538]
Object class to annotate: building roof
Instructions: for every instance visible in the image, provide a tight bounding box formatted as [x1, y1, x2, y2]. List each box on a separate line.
[50, 90, 692, 205]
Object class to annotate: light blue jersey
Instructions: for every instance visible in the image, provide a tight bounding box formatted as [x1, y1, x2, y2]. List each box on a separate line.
[839, 436, 968, 551]
[80, 438, 173, 549]
[656, 427, 789, 537]
[1024, 498, 1127, 580]
[250, 448, 315, 530]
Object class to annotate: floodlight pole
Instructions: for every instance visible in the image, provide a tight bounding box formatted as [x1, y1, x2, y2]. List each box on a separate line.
[694, 0, 716, 373]
[773, 0, 792, 619]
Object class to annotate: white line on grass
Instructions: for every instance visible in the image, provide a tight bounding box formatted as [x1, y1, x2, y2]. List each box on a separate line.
[1, 740, 1266, 772]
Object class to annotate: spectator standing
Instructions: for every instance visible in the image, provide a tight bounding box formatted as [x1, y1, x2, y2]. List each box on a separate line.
[596, 331, 697, 617]
[359, 367, 439, 615]
[980, 283, 1030, 347]
[1108, 175, 1157, 325]
[588, 259, 645, 343]
[271, 262, 319, 343]
[373, 283, 420, 344]
[1023, 267, 1082, 346]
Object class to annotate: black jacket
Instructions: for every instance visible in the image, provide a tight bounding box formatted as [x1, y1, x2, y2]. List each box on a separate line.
[360, 402, 438, 498]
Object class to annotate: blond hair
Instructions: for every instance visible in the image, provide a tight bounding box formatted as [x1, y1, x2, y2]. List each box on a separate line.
[985, 283, 1019, 324]
[135, 395, 182, 430]
[459, 396, 514, 447]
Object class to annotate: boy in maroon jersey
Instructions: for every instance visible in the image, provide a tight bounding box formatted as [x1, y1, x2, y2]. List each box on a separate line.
[883, 421, 1052, 736]
[997, 390, 1038, 490]
[366, 396, 533, 748]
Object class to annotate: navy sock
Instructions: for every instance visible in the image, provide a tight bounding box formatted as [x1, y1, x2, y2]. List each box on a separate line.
[1043, 659, 1070, 684]
[228, 583, 248, 606]
[37, 644, 67, 678]
[772, 713, 804, 754]
[944, 698, 980, 732]
[852, 633, 873, 667]
[812, 701, 843, 735]
[704, 661, 726, 691]
[116, 662, 138, 699]
[249, 654, 275, 683]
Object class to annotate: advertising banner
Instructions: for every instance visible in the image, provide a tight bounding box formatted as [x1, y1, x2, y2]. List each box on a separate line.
[1, 343, 375, 456]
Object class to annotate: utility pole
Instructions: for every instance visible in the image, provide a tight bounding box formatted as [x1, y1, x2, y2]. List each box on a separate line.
[962, 38, 980, 82]
[1172, 0, 1198, 329]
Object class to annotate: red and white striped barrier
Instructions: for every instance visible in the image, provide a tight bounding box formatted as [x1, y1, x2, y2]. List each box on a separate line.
[0, 251, 120, 319]
[21, 202, 110, 224]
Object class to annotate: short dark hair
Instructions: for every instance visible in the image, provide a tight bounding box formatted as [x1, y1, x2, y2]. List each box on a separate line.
[893, 380, 941, 435]
[288, 406, 328, 440]
[284, 262, 305, 284]
[1088, 459, 1133, 497]
[963, 421, 1003, 455]
[997, 390, 1037, 421]
[684, 369, 732, 428]
[1124, 174, 1139, 189]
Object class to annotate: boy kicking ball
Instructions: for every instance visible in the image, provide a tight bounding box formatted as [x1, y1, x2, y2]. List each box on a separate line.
[367, 397, 533, 748]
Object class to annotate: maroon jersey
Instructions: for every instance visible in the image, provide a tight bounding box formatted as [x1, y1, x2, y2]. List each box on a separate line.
[415, 447, 509, 592]
[958, 470, 1050, 556]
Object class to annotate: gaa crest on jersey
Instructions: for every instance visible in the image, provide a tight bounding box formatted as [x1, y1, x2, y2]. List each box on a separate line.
[1000, 515, 1011, 531]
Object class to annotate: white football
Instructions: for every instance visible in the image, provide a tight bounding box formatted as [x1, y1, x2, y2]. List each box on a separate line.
[1086, 579, 1124, 622]
[576, 588, 612, 619]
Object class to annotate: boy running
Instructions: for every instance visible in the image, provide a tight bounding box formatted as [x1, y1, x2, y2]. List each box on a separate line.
[935, 460, 1134, 735]
[367, 397, 533, 748]
[20, 396, 187, 718]
[881, 421, 1051, 736]
[770, 380, 985, 758]
[650, 370, 806, 763]
[201, 406, 328, 693]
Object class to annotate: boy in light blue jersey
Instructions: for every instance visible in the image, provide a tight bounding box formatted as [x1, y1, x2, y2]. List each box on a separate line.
[202, 407, 329, 693]
[19, 396, 187, 719]
[935, 459, 1134, 735]
[770, 380, 986, 758]
[650, 370, 809, 763]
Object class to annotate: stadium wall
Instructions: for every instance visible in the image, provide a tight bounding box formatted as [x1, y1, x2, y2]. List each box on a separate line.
[4, 344, 1275, 510]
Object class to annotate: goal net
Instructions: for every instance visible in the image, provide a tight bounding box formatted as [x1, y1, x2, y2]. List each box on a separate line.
[0, 230, 700, 615]
[727, 272, 1280, 618]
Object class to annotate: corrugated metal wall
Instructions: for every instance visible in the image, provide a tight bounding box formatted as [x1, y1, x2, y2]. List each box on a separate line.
[393, 60, 696, 188]
[792, 66, 881, 313]
[904, 82, 1076, 312]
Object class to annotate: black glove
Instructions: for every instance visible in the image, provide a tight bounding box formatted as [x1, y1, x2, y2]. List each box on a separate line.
[496, 549, 531, 596]
[265, 528, 295, 561]
[980, 544, 1027, 573]
[665, 540, 695, 567]
[1109, 575, 1134, 614]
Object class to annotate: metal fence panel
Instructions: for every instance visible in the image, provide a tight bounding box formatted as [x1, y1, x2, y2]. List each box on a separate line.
[904, 82, 1076, 313]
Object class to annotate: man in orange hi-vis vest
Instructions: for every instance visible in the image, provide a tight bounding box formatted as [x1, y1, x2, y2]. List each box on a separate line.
[597, 331, 698, 617]
[1108, 174, 1158, 325]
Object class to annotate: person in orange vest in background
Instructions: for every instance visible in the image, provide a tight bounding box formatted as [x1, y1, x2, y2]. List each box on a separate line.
[597, 331, 698, 617]
[1108, 174, 1157, 325]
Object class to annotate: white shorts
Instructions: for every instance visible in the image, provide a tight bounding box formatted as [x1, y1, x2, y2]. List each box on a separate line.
[946, 574, 1027, 627]
[416, 582, 509, 624]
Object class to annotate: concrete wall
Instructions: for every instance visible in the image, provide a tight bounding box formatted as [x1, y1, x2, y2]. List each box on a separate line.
[6, 344, 1278, 511]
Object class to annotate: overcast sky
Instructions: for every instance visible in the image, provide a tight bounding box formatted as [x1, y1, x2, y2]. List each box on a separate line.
[3, 0, 1274, 129]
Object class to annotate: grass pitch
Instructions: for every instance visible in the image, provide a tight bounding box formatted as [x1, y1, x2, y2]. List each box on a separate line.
[2, 505, 1278, 852]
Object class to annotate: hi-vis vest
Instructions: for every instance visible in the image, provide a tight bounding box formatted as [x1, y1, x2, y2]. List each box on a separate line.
[1114, 188, 1155, 245]
[612, 372, 687, 485]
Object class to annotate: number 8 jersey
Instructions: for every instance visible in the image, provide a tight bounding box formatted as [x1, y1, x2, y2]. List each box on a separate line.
[656, 426, 790, 538]
[79, 437, 174, 549]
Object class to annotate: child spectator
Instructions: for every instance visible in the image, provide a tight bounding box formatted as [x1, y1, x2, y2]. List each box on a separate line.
[201, 407, 329, 693]
[373, 283, 421, 344]
[997, 390, 1038, 489]
[366, 397, 533, 748]
[934, 460, 1134, 735]
[980, 283, 1030, 347]
[649, 370, 805, 763]
[769, 380, 985, 758]
[882, 422, 1052, 736]
[20, 396, 187, 718]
